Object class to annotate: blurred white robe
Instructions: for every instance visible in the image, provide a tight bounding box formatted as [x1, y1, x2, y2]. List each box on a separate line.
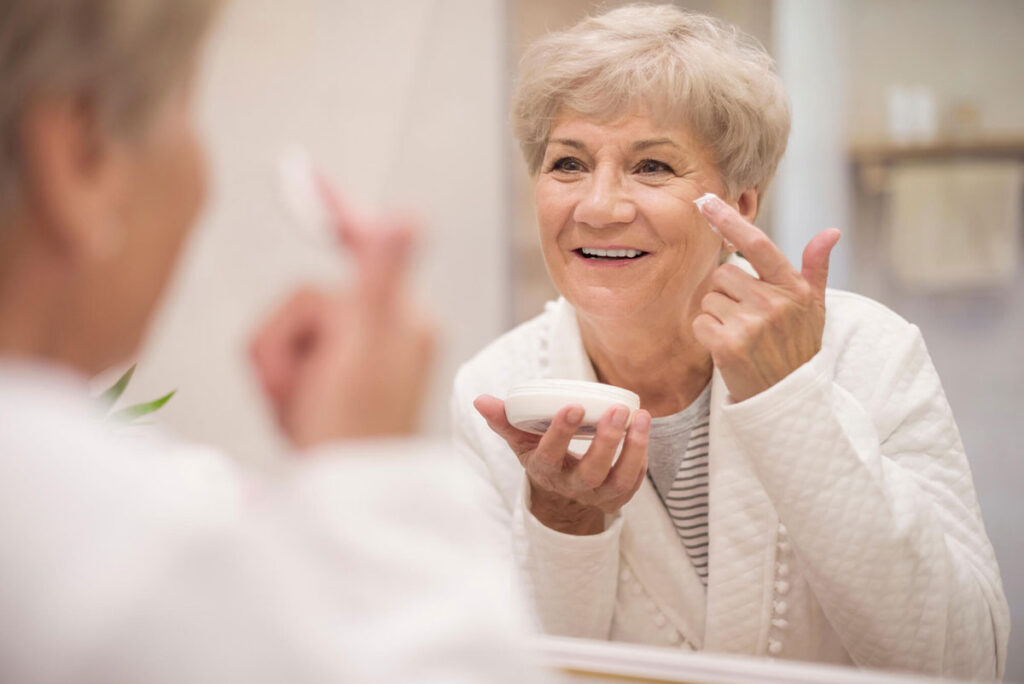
[0, 360, 548, 684]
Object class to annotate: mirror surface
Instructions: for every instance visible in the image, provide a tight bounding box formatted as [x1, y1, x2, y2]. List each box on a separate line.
[125, 0, 1023, 680]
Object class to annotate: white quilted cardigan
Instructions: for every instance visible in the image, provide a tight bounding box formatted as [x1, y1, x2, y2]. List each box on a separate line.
[452, 289, 1009, 680]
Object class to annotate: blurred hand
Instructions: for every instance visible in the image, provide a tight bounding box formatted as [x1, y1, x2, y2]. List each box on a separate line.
[250, 182, 435, 448]
[474, 395, 650, 535]
[692, 195, 841, 403]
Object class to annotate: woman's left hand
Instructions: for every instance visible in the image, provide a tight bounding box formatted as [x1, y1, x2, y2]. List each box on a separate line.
[692, 196, 841, 403]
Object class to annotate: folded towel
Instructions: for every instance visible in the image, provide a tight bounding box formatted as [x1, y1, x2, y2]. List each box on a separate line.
[888, 160, 1021, 290]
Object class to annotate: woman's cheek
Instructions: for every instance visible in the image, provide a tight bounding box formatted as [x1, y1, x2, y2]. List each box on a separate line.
[534, 182, 569, 245]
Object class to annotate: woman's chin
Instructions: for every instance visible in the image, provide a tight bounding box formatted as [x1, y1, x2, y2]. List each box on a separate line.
[562, 285, 653, 322]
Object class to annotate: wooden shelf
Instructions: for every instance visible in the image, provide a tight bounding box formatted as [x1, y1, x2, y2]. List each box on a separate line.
[848, 137, 1024, 194]
[848, 137, 1024, 166]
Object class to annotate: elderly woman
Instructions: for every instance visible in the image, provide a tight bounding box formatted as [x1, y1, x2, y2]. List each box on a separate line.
[453, 5, 1009, 679]
[0, 1, 540, 681]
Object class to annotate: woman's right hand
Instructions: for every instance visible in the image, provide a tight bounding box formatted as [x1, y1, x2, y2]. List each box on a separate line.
[473, 396, 650, 535]
[250, 184, 436, 448]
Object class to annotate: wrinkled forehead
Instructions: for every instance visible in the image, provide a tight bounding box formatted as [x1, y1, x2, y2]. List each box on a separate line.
[544, 99, 704, 155]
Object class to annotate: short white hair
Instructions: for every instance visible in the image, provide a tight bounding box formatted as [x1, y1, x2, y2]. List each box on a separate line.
[511, 4, 790, 198]
[0, 0, 221, 220]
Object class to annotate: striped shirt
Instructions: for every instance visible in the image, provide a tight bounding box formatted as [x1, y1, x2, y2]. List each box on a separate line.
[647, 384, 712, 586]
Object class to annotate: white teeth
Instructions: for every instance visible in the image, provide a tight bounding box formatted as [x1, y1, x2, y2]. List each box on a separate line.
[580, 248, 643, 258]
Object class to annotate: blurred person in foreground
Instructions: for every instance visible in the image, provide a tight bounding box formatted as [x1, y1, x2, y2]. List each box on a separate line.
[0, 1, 546, 682]
[453, 5, 1009, 679]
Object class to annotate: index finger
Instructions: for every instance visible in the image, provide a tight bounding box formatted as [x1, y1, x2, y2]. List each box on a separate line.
[696, 193, 796, 285]
[317, 174, 416, 315]
[355, 219, 415, 317]
[316, 172, 365, 252]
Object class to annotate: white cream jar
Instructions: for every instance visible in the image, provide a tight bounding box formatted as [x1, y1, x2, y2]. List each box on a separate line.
[505, 379, 640, 439]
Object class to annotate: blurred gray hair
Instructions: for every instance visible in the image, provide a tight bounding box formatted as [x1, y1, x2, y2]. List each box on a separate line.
[511, 4, 790, 199]
[0, 0, 221, 219]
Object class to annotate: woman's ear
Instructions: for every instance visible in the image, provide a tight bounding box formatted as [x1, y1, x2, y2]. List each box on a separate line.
[19, 96, 130, 262]
[736, 187, 759, 223]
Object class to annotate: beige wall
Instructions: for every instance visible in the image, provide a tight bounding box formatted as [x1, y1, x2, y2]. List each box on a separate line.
[845, 0, 1024, 143]
[125, 0, 509, 465]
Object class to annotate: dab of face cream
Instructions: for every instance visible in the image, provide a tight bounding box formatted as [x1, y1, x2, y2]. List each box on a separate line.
[694, 192, 735, 251]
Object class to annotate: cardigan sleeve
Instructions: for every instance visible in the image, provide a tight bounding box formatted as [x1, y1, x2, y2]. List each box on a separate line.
[512, 477, 623, 639]
[721, 322, 1009, 680]
[451, 368, 623, 639]
[449, 378, 520, 556]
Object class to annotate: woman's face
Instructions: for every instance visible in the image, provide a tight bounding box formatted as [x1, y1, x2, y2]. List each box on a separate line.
[73, 75, 207, 369]
[534, 111, 729, 324]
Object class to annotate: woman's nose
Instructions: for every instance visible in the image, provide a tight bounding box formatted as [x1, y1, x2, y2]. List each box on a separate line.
[573, 168, 636, 228]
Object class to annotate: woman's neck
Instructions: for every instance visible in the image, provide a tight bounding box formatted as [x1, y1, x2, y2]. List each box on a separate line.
[0, 223, 97, 374]
[576, 304, 712, 418]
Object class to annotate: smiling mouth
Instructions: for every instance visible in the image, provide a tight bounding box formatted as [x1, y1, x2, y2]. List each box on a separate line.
[575, 247, 648, 261]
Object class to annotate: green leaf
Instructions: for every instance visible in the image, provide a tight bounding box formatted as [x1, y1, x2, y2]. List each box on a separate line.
[99, 364, 137, 410]
[110, 389, 176, 423]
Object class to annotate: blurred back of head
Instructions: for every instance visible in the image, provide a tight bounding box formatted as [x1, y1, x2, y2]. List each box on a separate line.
[0, 0, 221, 223]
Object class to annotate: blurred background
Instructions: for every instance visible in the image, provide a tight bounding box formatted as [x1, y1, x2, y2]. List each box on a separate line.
[120, 0, 1023, 677]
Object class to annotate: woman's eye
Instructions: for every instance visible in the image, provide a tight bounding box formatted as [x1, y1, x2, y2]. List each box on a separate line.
[550, 157, 585, 173]
[635, 159, 675, 175]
